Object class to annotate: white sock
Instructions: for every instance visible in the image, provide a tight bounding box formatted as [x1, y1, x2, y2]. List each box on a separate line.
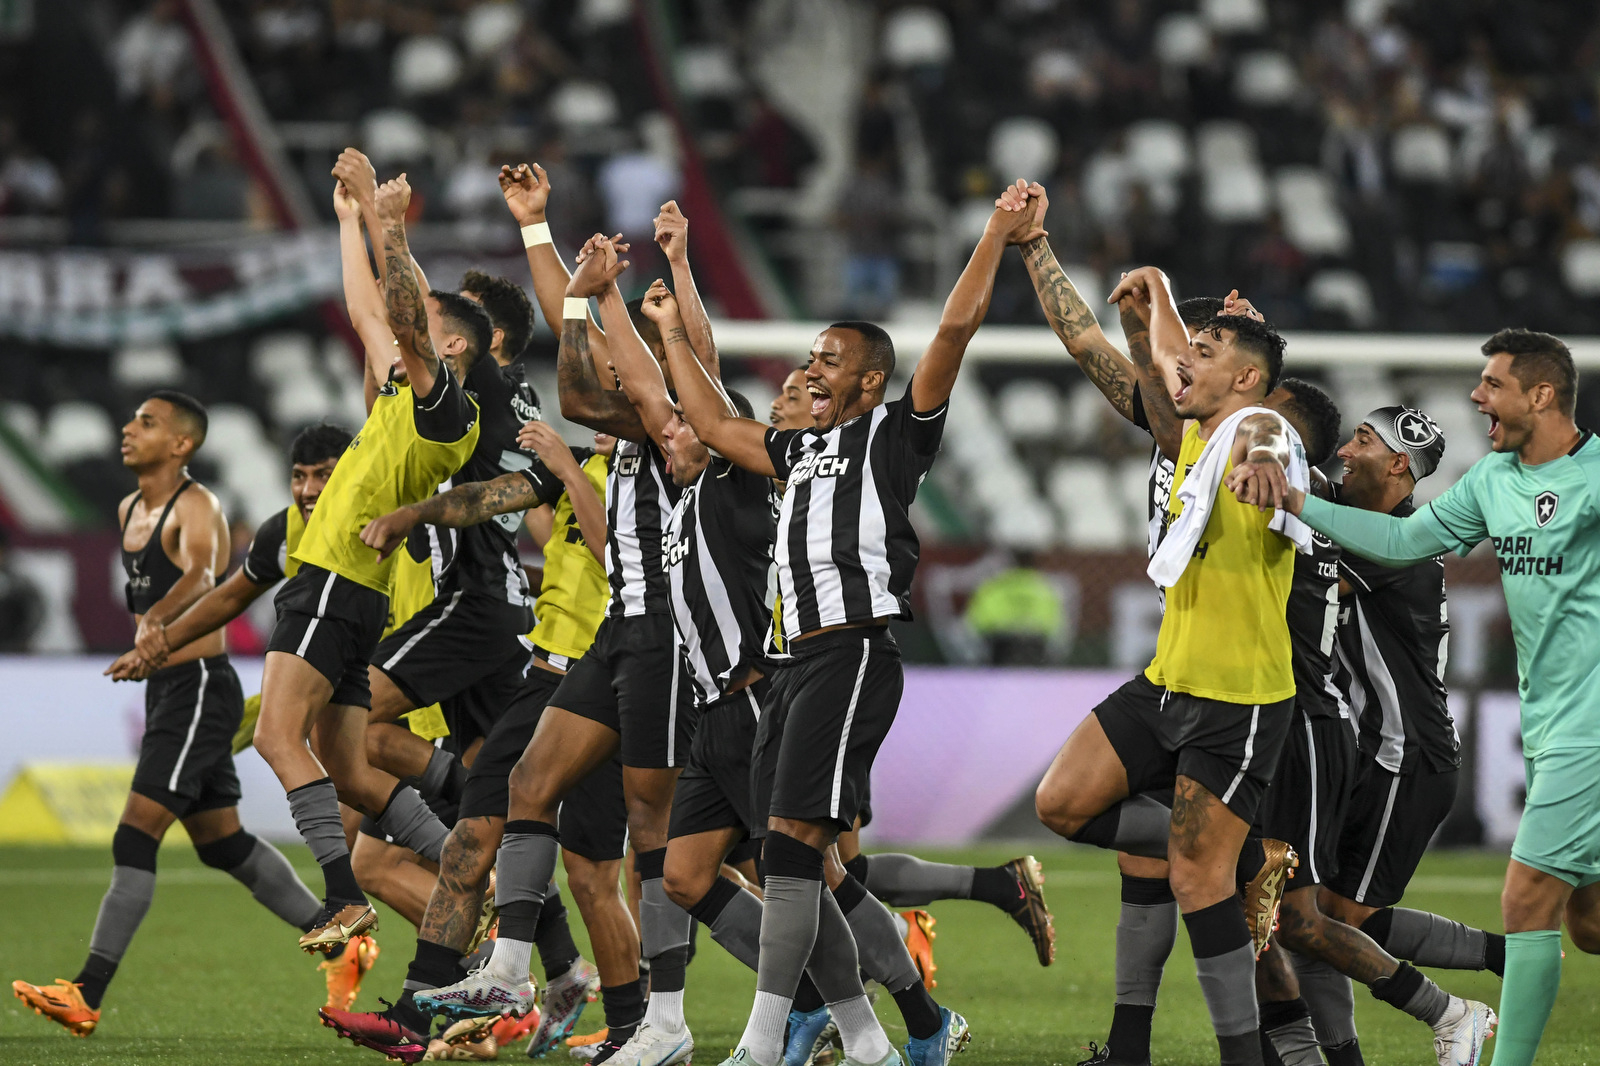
[487, 935, 533, 983]
[738, 990, 793, 1065]
[644, 988, 686, 1032]
[830, 994, 893, 1063]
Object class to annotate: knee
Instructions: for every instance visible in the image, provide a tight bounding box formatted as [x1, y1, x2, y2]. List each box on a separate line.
[193, 829, 255, 870]
[507, 758, 554, 814]
[663, 862, 714, 912]
[1165, 856, 1226, 911]
[1568, 918, 1600, 955]
[252, 721, 297, 768]
[350, 835, 395, 887]
[562, 859, 610, 910]
[1034, 780, 1087, 839]
[1272, 895, 1319, 953]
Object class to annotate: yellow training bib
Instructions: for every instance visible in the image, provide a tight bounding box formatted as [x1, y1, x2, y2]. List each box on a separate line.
[531, 451, 610, 660]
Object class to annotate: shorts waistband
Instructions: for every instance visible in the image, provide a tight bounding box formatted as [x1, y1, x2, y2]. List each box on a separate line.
[149, 653, 231, 681]
[784, 625, 898, 660]
[531, 645, 577, 672]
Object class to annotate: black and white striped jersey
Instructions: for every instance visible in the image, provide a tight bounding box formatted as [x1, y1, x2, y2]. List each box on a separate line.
[1130, 384, 1177, 561]
[606, 437, 681, 617]
[664, 457, 777, 705]
[1331, 493, 1461, 773]
[1286, 521, 1345, 720]
[765, 384, 947, 642]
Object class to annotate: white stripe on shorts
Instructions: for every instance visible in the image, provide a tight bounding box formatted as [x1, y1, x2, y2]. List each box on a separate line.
[168, 658, 209, 792]
[295, 571, 338, 658]
[382, 589, 463, 670]
[1303, 712, 1319, 884]
[1219, 703, 1261, 806]
[829, 639, 871, 820]
[666, 649, 680, 766]
[1355, 774, 1402, 903]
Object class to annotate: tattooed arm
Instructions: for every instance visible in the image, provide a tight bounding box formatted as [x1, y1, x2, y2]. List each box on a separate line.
[1119, 297, 1184, 460]
[359, 473, 542, 560]
[373, 175, 440, 397]
[1020, 235, 1142, 424]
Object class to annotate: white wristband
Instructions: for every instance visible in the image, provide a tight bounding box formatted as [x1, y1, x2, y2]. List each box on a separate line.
[563, 297, 589, 321]
[521, 221, 552, 248]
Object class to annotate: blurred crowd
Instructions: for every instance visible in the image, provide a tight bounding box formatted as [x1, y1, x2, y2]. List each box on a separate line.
[4, 1, 1600, 332]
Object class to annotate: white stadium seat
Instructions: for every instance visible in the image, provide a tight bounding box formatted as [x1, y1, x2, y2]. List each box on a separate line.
[361, 109, 431, 165]
[1115, 457, 1154, 550]
[1275, 167, 1352, 256]
[461, 3, 522, 59]
[995, 379, 1061, 443]
[1196, 120, 1259, 171]
[1126, 120, 1191, 185]
[251, 332, 315, 383]
[1391, 124, 1454, 183]
[204, 404, 269, 464]
[112, 344, 184, 390]
[549, 80, 621, 130]
[1154, 14, 1212, 67]
[268, 380, 336, 430]
[1083, 150, 1132, 225]
[1306, 269, 1377, 328]
[0, 401, 39, 442]
[1200, 0, 1267, 34]
[1234, 51, 1299, 107]
[1202, 164, 1270, 223]
[1561, 239, 1600, 297]
[989, 495, 1058, 551]
[392, 35, 463, 97]
[676, 44, 744, 99]
[989, 117, 1060, 187]
[1048, 459, 1126, 550]
[881, 7, 953, 69]
[41, 402, 117, 466]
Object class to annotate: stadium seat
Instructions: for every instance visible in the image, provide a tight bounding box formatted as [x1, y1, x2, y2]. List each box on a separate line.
[41, 402, 118, 467]
[1047, 459, 1126, 550]
[111, 344, 184, 390]
[392, 35, 463, 97]
[461, 2, 523, 59]
[677, 44, 744, 98]
[250, 332, 316, 383]
[361, 109, 431, 166]
[1561, 239, 1600, 297]
[995, 379, 1061, 442]
[1200, 0, 1268, 34]
[1234, 51, 1299, 107]
[1202, 164, 1270, 223]
[1196, 121, 1259, 171]
[223, 451, 293, 526]
[549, 80, 621, 130]
[881, 7, 953, 69]
[0, 401, 39, 442]
[1275, 167, 1352, 256]
[1126, 120, 1191, 185]
[1061, 382, 1111, 450]
[1306, 269, 1376, 328]
[989, 118, 1059, 187]
[1083, 150, 1132, 225]
[268, 380, 337, 432]
[1115, 457, 1154, 549]
[1153, 13, 1212, 67]
[989, 495, 1057, 550]
[576, 0, 633, 31]
[1391, 124, 1454, 183]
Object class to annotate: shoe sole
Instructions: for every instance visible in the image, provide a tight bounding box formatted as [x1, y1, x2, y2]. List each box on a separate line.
[319, 1010, 427, 1063]
[13, 988, 95, 1037]
[417, 995, 533, 1022]
[1007, 856, 1056, 966]
[531, 994, 590, 1056]
[1244, 843, 1298, 958]
[301, 907, 380, 955]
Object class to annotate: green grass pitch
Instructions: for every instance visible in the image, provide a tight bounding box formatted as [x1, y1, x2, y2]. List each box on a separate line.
[3, 843, 1598, 1065]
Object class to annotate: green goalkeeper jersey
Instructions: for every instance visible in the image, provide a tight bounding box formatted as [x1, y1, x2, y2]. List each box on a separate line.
[1299, 430, 1600, 757]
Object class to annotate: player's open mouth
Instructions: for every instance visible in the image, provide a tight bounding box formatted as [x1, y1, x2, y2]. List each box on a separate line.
[809, 386, 830, 419]
[1487, 414, 1500, 440]
[1173, 367, 1193, 405]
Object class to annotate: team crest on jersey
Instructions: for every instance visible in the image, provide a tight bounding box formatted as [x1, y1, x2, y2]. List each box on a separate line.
[1536, 490, 1558, 527]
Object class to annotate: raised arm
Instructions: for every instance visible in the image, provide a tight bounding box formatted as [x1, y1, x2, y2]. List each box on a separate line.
[1295, 494, 1457, 568]
[1119, 291, 1184, 459]
[333, 182, 396, 412]
[373, 175, 440, 397]
[359, 472, 544, 561]
[1109, 266, 1188, 371]
[912, 181, 1046, 412]
[499, 162, 611, 367]
[585, 247, 675, 445]
[654, 290, 774, 476]
[556, 237, 650, 440]
[518, 421, 609, 563]
[655, 200, 719, 379]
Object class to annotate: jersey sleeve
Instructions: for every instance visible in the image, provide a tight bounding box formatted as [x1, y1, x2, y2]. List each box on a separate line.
[1298, 492, 1458, 567]
[516, 458, 566, 509]
[413, 364, 477, 442]
[1415, 464, 1490, 555]
[1129, 383, 1152, 435]
[240, 509, 289, 586]
[764, 427, 808, 479]
[894, 379, 949, 457]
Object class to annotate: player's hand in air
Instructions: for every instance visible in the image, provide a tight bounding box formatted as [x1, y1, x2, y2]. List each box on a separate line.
[518, 420, 583, 482]
[1221, 289, 1265, 322]
[331, 148, 379, 207]
[567, 235, 628, 298]
[573, 232, 628, 267]
[654, 201, 688, 263]
[360, 506, 419, 561]
[374, 175, 411, 226]
[988, 179, 1048, 245]
[499, 163, 552, 224]
[638, 278, 682, 326]
[105, 648, 154, 682]
[332, 179, 361, 222]
[1115, 271, 1153, 327]
[1109, 266, 1170, 310]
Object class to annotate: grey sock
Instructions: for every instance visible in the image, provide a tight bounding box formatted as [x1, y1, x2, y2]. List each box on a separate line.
[419, 747, 457, 800]
[496, 833, 558, 909]
[1384, 909, 1489, 970]
[807, 885, 868, 1003]
[706, 884, 764, 971]
[88, 867, 157, 964]
[1195, 943, 1261, 1037]
[839, 887, 922, 993]
[1291, 951, 1358, 1046]
[287, 779, 349, 867]
[861, 853, 975, 907]
[758, 875, 822, 997]
[375, 786, 449, 864]
[1117, 896, 1178, 1006]
[1268, 1017, 1328, 1065]
[1398, 973, 1450, 1027]
[229, 838, 321, 929]
[639, 876, 692, 972]
[1075, 795, 1173, 859]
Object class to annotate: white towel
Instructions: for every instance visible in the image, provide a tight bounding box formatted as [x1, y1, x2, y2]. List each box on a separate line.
[1146, 405, 1314, 588]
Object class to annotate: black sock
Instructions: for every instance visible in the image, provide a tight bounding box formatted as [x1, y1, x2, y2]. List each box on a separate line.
[534, 886, 581, 981]
[1485, 932, 1507, 978]
[1235, 836, 1265, 895]
[970, 865, 1024, 911]
[843, 853, 870, 884]
[498, 898, 541, 943]
[389, 989, 432, 1033]
[407, 938, 464, 989]
[1107, 1003, 1154, 1064]
[793, 973, 826, 1013]
[601, 979, 645, 1044]
[321, 853, 365, 905]
[891, 981, 943, 1041]
[1326, 1038, 1365, 1066]
[73, 953, 118, 1010]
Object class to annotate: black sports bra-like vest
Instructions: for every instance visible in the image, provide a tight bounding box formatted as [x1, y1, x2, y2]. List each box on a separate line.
[122, 480, 192, 615]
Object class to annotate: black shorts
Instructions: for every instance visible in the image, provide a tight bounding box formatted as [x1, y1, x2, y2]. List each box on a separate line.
[1096, 673, 1295, 824]
[458, 665, 628, 862]
[372, 589, 532, 730]
[753, 628, 902, 833]
[670, 681, 767, 841]
[1255, 710, 1358, 888]
[1325, 756, 1459, 908]
[550, 614, 692, 769]
[131, 655, 244, 817]
[267, 564, 388, 708]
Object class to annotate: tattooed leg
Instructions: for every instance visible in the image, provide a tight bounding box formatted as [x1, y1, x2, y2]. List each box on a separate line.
[418, 815, 502, 951]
